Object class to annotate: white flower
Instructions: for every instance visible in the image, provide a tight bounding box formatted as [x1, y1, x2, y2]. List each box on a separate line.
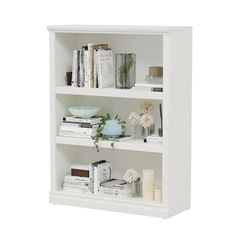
[140, 113, 154, 128]
[128, 112, 140, 126]
[123, 169, 139, 183]
[140, 101, 154, 114]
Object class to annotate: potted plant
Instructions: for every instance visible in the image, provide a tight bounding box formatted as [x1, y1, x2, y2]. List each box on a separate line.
[94, 113, 126, 152]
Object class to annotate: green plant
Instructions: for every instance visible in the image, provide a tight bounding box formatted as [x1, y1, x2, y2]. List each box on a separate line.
[118, 55, 134, 87]
[94, 113, 126, 152]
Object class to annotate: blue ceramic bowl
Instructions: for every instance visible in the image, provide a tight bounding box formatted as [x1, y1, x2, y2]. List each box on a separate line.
[68, 106, 100, 118]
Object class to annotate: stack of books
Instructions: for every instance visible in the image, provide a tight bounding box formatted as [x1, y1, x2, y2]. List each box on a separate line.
[99, 179, 132, 197]
[71, 43, 115, 88]
[63, 160, 112, 194]
[146, 135, 163, 144]
[132, 83, 163, 92]
[63, 175, 90, 193]
[58, 116, 102, 139]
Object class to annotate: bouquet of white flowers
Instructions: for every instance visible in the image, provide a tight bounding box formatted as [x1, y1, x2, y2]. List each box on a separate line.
[128, 101, 154, 128]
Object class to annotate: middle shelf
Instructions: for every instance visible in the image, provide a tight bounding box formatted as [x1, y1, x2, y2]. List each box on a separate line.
[56, 86, 163, 100]
[56, 136, 163, 153]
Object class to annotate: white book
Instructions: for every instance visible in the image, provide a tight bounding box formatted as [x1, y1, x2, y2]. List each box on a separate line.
[64, 175, 89, 182]
[134, 83, 163, 88]
[71, 50, 79, 87]
[96, 50, 115, 88]
[59, 125, 98, 133]
[84, 50, 89, 88]
[58, 131, 94, 139]
[93, 166, 99, 194]
[79, 50, 84, 87]
[64, 116, 102, 124]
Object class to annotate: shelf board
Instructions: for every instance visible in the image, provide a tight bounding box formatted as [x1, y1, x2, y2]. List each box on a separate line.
[56, 136, 162, 153]
[56, 86, 163, 100]
[50, 190, 168, 217]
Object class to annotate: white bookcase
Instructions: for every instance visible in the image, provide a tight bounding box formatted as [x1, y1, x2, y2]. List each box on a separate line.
[47, 25, 192, 218]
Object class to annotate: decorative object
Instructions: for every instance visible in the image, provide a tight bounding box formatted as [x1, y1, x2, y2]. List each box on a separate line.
[128, 101, 155, 138]
[66, 72, 72, 85]
[123, 169, 142, 198]
[154, 188, 162, 203]
[115, 53, 136, 89]
[143, 169, 155, 201]
[68, 106, 100, 118]
[158, 103, 163, 137]
[94, 113, 126, 152]
[145, 66, 163, 84]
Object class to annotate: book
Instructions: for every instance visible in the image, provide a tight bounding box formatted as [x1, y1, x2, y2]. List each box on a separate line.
[132, 87, 163, 92]
[71, 50, 79, 87]
[62, 121, 100, 128]
[82, 46, 89, 88]
[93, 161, 111, 194]
[105, 135, 132, 142]
[134, 83, 163, 88]
[88, 44, 108, 88]
[63, 116, 102, 125]
[79, 49, 83, 87]
[64, 175, 90, 182]
[59, 125, 98, 133]
[96, 49, 115, 88]
[58, 131, 96, 139]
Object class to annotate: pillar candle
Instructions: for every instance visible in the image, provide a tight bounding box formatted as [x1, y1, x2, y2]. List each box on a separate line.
[154, 188, 162, 203]
[143, 169, 155, 201]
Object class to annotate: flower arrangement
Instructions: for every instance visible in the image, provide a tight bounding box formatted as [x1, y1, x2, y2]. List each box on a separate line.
[128, 101, 154, 131]
[123, 169, 140, 183]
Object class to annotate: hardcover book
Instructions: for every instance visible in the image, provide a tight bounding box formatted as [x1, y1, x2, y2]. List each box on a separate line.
[96, 49, 115, 88]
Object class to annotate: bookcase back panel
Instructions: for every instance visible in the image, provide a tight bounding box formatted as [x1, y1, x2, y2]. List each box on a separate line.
[56, 94, 162, 136]
[55, 145, 162, 191]
[54, 33, 163, 86]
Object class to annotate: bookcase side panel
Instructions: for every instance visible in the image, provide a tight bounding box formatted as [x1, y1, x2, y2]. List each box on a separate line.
[166, 29, 192, 216]
[49, 32, 57, 191]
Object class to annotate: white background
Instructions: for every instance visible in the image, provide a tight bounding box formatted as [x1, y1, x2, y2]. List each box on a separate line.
[0, 0, 236, 235]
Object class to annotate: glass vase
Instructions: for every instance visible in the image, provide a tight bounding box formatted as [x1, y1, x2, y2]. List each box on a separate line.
[141, 124, 155, 137]
[115, 53, 136, 89]
[131, 181, 142, 198]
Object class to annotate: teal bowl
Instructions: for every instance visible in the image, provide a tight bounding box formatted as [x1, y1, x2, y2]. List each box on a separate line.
[68, 106, 100, 118]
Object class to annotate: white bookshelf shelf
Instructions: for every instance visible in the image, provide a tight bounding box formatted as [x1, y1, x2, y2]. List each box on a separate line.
[56, 86, 163, 100]
[56, 136, 163, 153]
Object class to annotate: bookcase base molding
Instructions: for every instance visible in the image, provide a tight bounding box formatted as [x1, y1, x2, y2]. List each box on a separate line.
[50, 191, 181, 218]
[48, 25, 192, 218]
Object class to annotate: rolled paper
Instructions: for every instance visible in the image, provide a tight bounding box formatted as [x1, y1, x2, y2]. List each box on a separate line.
[154, 188, 162, 203]
[143, 169, 155, 201]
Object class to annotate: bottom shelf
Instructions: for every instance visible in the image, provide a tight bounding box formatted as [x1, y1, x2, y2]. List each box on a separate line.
[50, 190, 169, 218]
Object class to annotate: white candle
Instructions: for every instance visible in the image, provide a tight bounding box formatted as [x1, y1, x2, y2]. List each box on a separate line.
[143, 169, 155, 201]
[154, 188, 162, 203]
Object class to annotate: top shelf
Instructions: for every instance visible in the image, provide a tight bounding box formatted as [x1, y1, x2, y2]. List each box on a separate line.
[56, 86, 163, 100]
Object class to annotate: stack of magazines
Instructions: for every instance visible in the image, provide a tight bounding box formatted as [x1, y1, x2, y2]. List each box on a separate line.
[58, 116, 102, 139]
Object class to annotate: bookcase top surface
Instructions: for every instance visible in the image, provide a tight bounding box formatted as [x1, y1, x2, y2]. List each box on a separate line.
[47, 25, 192, 34]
